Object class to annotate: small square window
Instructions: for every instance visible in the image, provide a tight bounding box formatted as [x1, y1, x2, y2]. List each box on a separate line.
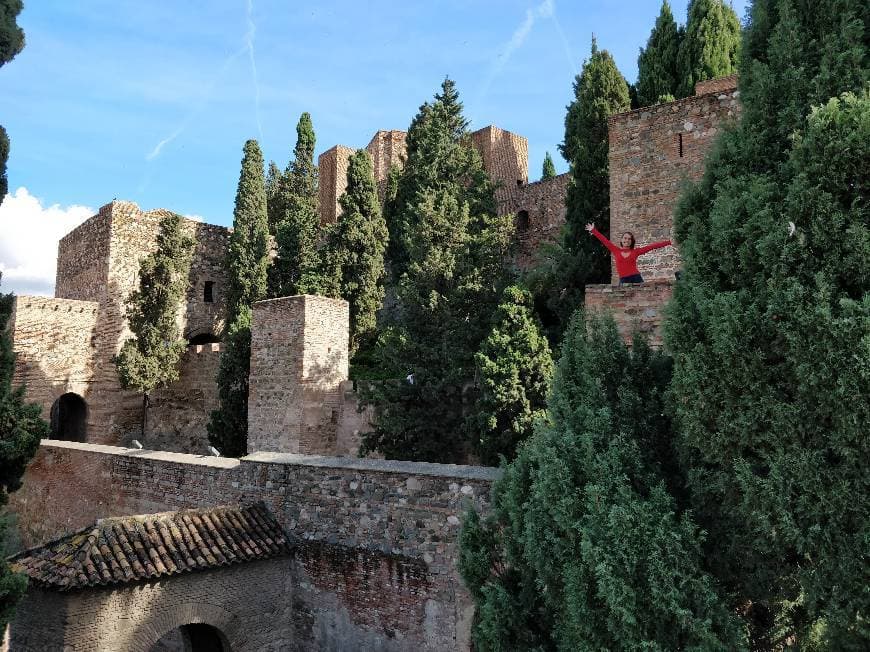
[204, 281, 215, 303]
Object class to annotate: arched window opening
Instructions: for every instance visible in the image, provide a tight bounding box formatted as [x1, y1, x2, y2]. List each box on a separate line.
[49, 393, 88, 442]
[188, 332, 221, 345]
[150, 623, 230, 652]
[516, 210, 531, 233]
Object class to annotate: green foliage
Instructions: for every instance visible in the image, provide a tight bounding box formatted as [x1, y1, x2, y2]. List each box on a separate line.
[270, 112, 323, 296]
[0, 125, 7, 199]
[531, 40, 630, 340]
[677, 0, 741, 97]
[264, 160, 283, 236]
[0, 0, 24, 67]
[0, 273, 48, 629]
[541, 151, 556, 180]
[637, 1, 683, 107]
[208, 140, 269, 457]
[115, 213, 194, 401]
[472, 286, 553, 465]
[321, 150, 388, 356]
[666, 1, 869, 645]
[461, 314, 745, 650]
[362, 79, 514, 462]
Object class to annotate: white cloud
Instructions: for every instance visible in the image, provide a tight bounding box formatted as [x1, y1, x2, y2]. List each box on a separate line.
[0, 188, 93, 297]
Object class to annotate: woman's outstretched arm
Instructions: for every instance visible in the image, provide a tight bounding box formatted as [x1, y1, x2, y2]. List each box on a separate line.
[635, 239, 672, 255]
[585, 223, 619, 254]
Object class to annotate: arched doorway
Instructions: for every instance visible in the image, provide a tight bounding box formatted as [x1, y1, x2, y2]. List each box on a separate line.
[49, 392, 88, 442]
[150, 623, 230, 652]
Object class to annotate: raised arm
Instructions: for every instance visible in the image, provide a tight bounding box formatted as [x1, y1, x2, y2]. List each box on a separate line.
[587, 225, 619, 255]
[635, 239, 672, 255]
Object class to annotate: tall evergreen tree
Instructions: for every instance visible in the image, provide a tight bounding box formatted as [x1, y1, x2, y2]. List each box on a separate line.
[264, 160, 283, 235]
[460, 315, 744, 650]
[0, 0, 25, 201]
[270, 112, 322, 296]
[361, 79, 514, 463]
[636, 1, 683, 107]
[667, 1, 869, 646]
[472, 286, 553, 465]
[677, 0, 741, 97]
[529, 40, 630, 340]
[115, 213, 194, 438]
[540, 151, 556, 180]
[208, 139, 269, 457]
[0, 273, 48, 628]
[320, 150, 388, 356]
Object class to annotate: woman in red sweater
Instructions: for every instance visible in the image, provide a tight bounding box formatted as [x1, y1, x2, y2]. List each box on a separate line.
[585, 223, 672, 284]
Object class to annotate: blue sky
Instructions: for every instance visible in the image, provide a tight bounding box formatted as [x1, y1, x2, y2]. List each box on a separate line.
[0, 0, 749, 295]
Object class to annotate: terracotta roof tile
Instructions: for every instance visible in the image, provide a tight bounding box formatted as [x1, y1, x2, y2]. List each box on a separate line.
[10, 503, 291, 592]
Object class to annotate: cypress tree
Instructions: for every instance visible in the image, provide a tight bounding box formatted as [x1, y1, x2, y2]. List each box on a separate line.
[472, 286, 553, 465]
[208, 139, 269, 457]
[460, 315, 744, 650]
[667, 1, 869, 645]
[264, 160, 283, 236]
[529, 40, 630, 340]
[320, 150, 388, 356]
[271, 112, 322, 296]
[115, 213, 194, 438]
[540, 151, 556, 180]
[677, 0, 741, 98]
[1, 0, 25, 201]
[637, 1, 683, 107]
[361, 79, 514, 463]
[0, 273, 48, 628]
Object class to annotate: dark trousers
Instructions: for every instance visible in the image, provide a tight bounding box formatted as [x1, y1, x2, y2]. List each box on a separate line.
[619, 274, 644, 285]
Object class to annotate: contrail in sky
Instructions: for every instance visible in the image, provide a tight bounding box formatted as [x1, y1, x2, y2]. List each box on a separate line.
[246, 0, 264, 142]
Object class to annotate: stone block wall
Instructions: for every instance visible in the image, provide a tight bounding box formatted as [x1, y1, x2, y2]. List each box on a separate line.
[145, 343, 222, 454]
[500, 173, 570, 269]
[247, 295, 349, 455]
[607, 78, 740, 283]
[317, 145, 355, 225]
[584, 280, 674, 347]
[366, 129, 407, 201]
[9, 441, 500, 651]
[470, 125, 529, 205]
[8, 296, 99, 430]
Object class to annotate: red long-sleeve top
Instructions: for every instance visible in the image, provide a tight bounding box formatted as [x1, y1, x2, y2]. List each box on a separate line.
[591, 227, 672, 279]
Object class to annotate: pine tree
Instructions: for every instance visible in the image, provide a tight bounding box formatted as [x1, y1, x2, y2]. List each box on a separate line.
[529, 40, 630, 340]
[637, 1, 683, 107]
[0, 273, 48, 628]
[460, 314, 745, 650]
[270, 112, 322, 296]
[115, 213, 194, 438]
[208, 139, 269, 457]
[1, 0, 24, 201]
[677, 0, 741, 98]
[541, 151, 556, 180]
[320, 150, 388, 356]
[666, 1, 869, 645]
[361, 79, 514, 463]
[472, 286, 553, 465]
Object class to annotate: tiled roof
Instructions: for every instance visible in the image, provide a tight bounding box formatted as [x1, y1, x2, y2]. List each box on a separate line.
[10, 503, 291, 592]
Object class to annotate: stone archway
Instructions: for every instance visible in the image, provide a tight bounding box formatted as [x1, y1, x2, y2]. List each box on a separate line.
[49, 392, 88, 442]
[150, 623, 231, 652]
[136, 602, 238, 652]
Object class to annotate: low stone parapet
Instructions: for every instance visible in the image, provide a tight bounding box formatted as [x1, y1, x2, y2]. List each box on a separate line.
[584, 280, 674, 347]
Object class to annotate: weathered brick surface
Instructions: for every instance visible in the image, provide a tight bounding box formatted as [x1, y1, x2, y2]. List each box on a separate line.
[695, 73, 738, 95]
[366, 129, 407, 202]
[607, 80, 740, 283]
[248, 295, 349, 455]
[500, 173, 570, 269]
[317, 145, 355, 225]
[470, 125, 528, 205]
[8, 441, 499, 651]
[584, 281, 674, 346]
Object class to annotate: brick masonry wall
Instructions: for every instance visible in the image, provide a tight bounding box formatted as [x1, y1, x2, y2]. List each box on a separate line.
[470, 125, 529, 206]
[607, 81, 740, 283]
[247, 295, 349, 455]
[8, 441, 499, 651]
[500, 173, 570, 270]
[145, 343, 222, 454]
[366, 129, 407, 185]
[317, 145, 355, 225]
[695, 73, 738, 95]
[9, 296, 99, 434]
[584, 280, 674, 347]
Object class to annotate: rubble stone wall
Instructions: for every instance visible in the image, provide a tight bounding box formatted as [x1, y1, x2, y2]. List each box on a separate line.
[9, 441, 499, 651]
[584, 280, 675, 347]
[501, 173, 570, 269]
[317, 145, 354, 225]
[470, 125, 529, 205]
